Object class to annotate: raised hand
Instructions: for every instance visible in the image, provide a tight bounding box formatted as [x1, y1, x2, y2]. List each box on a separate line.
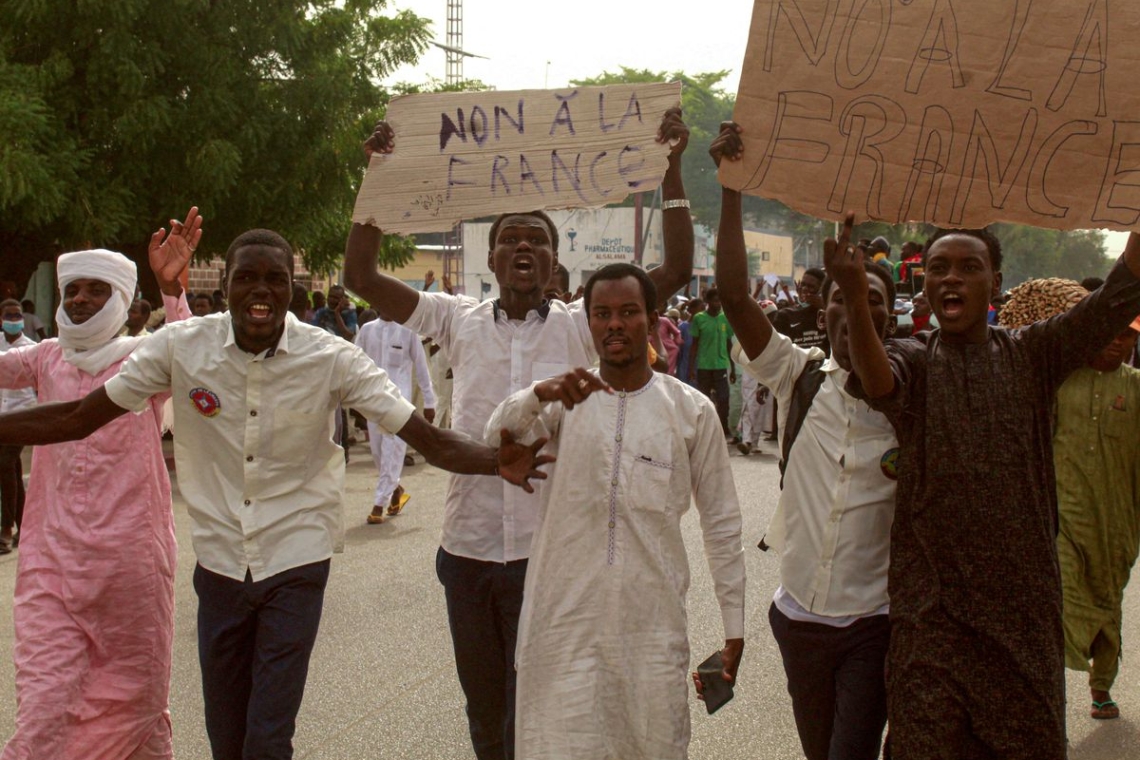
[423, 270, 436, 292]
[497, 429, 556, 494]
[657, 106, 690, 160]
[149, 206, 202, 295]
[534, 368, 612, 410]
[822, 213, 869, 299]
[708, 121, 744, 169]
[364, 121, 395, 159]
[441, 273, 454, 295]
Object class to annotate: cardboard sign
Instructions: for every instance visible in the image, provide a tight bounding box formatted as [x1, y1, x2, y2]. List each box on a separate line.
[353, 83, 682, 234]
[722, 0, 1140, 232]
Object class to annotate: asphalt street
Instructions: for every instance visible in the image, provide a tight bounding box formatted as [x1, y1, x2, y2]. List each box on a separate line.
[0, 438, 1136, 759]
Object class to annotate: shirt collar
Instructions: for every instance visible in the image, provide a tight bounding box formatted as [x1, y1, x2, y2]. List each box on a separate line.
[492, 298, 551, 322]
[223, 312, 292, 358]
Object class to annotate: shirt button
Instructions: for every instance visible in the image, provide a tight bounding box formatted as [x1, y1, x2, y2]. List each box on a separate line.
[250, 410, 258, 417]
[244, 499, 251, 505]
[611, 477, 619, 486]
[615, 433, 622, 442]
[246, 455, 254, 462]
[608, 520, 616, 529]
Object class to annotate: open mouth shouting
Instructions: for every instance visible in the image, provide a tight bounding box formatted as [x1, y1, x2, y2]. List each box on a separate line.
[246, 302, 275, 324]
[940, 292, 966, 319]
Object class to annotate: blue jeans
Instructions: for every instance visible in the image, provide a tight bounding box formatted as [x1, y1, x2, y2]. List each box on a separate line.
[436, 548, 527, 760]
[769, 603, 890, 760]
[194, 560, 330, 760]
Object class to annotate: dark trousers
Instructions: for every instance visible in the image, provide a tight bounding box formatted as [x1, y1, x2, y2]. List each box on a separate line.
[436, 547, 527, 760]
[769, 603, 890, 760]
[697, 368, 731, 433]
[0, 445, 25, 532]
[194, 560, 330, 760]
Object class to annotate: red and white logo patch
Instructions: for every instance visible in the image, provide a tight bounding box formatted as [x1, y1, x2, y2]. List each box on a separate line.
[189, 387, 222, 418]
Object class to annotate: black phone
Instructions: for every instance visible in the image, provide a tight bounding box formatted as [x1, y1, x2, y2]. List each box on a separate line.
[697, 650, 734, 714]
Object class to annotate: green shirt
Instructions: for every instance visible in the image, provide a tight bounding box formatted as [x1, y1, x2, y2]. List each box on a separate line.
[691, 311, 733, 371]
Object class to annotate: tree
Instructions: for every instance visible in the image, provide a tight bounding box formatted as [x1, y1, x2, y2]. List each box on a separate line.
[0, 0, 432, 297]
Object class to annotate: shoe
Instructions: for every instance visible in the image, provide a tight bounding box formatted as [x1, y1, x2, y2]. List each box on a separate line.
[1091, 700, 1119, 720]
[366, 508, 386, 525]
[0, 543, 10, 555]
[403, 454, 415, 467]
[387, 490, 411, 516]
[736, 441, 752, 456]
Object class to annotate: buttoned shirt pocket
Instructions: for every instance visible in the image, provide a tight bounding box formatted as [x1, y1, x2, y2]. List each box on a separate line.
[1103, 406, 1130, 438]
[272, 408, 332, 460]
[627, 454, 675, 513]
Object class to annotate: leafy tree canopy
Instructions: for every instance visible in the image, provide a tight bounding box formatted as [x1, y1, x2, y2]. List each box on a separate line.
[0, 0, 432, 295]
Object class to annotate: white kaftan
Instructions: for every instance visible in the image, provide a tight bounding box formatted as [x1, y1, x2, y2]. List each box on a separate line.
[486, 371, 746, 760]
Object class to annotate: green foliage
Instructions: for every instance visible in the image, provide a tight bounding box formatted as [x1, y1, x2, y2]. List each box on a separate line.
[0, 0, 432, 284]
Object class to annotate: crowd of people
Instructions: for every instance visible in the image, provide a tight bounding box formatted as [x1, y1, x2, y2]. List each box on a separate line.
[0, 111, 1135, 760]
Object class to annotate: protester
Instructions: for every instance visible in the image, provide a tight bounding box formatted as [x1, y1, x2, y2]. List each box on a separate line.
[343, 109, 693, 760]
[771, 268, 828, 352]
[0, 209, 199, 760]
[192, 292, 215, 318]
[1001, 277, 1140, 721]
[676, 298, 701, 387]
[0, 227, 549, 760]
[0, 300, 36, 554]
[831, 217, 1140, 759]
[486, 264, 744, 760]
[659, 307, 682, 375]
[712, 123, 897, 759]
[690, 287, 735, 437]
[122, 298, 152, 337]
[355, 317, 437, 523]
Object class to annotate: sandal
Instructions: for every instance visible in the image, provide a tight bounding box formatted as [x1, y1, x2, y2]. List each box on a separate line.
[1091, 699, 1120, 720]
[387, 491, 411, 516]
[366, 508, 386, 525]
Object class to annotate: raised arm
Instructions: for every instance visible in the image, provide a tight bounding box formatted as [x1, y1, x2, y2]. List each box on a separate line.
[343, 122, 424, 323]
[647, 108, 694, 310]
[150, 205, 202, 320]
[711, 123, 774, 361]
[825, 215, 894, 398]
[0, 387, 128, 445]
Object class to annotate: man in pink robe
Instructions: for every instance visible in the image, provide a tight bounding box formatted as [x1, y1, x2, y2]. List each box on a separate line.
[0, 211, 199, 760]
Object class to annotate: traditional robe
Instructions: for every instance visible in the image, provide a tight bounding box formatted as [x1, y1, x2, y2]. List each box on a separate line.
[0, 341, 176, 760]
[487, 371, 745, 760]
[853, 259, 1140, 760]
[1054, 365, 1140, 691]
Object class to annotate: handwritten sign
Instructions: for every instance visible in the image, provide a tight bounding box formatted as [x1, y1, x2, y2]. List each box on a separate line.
[353, 83, 682, 234]
[722, 0, 1140, 231]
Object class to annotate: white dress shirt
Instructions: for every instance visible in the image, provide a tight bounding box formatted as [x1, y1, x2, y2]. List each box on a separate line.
[737, 331, 897, 618]
[405, 293, 595, 563]
[355, 319, 436, 407]
[104, 312, 415, 581]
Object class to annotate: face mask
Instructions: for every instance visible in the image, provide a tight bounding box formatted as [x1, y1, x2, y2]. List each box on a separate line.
[2, 320, 24, 336]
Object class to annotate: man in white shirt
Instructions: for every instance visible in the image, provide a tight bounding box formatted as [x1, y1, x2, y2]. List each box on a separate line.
[710, 123, 898, 760]
[0, 228, 549, 760]
[355, 317, 436, 522]
[485, 264, 745, 760]
[344, 112, 694, 760]
[0, 299, 36, 552]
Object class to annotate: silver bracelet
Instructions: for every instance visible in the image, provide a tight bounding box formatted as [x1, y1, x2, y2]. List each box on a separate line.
[661, 199, 691, 210]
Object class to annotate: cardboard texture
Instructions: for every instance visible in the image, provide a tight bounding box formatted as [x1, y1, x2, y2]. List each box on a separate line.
[722, 0, 1140, 231]
[353, 83, 682, 234]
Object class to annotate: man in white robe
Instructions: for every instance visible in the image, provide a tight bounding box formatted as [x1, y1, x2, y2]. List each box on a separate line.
[355, 318, 436, 522]
[485, 264, 745, 760]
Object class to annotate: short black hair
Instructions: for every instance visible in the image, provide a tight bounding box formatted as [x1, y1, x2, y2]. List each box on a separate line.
[488, 211, 560, 253]
[703, 286, 720, 301]
[549, 263, 570, 292]
[224, 229, 295, 278]
[20, 299, 33, 311]
[803, 268, 826, 284]
[1080, 276, 1104, 292]
[925, 227, 1003, 272]
[821, 263, 896, 308]
[134, 298, 152, 316]
[583, 263, 657, 314]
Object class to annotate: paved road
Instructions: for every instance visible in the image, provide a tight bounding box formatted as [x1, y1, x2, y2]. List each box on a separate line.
[0, 439, 1136, 758]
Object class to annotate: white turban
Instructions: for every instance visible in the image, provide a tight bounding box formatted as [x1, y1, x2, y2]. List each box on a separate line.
[55, 249, 144, 375]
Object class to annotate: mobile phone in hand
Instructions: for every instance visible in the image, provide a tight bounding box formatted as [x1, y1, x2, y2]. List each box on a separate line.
[697, 650, 734, 714]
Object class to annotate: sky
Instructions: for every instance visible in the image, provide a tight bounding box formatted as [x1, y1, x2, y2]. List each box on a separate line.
[384, 0, 758, 95]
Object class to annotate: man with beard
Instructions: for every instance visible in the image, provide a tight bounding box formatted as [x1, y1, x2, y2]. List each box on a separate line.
[485, 264, 744, 760]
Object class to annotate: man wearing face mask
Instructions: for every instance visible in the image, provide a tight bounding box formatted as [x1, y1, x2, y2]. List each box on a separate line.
[0, 299, 35, 554]
[0, 212, 197, 760]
